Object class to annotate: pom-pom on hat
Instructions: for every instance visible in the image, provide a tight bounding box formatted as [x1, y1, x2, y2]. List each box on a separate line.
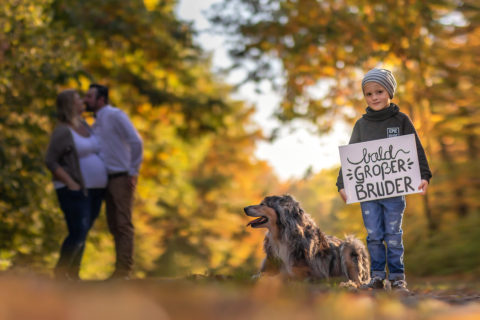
[362, 68, 397, 98]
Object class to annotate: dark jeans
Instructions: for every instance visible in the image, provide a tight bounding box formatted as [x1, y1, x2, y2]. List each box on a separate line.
[360, 196, 406, 281]
[55, 187, 105, 279]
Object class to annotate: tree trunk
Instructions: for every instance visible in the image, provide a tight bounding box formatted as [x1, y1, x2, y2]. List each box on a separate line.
[439, 137, 469, 217]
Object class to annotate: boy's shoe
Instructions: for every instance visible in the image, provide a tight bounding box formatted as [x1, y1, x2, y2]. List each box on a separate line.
[360, 277, 385, 290]
[391, 279, 409, 293]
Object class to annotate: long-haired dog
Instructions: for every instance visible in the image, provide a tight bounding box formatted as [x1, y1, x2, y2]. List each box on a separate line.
[244, 195, 370, 286]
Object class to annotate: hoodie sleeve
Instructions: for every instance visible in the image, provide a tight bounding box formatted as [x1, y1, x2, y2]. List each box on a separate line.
[336, 120, 362, 191]
[402, 115, 432, 182]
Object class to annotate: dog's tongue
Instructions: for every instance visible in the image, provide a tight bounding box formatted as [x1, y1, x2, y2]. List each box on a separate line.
[246, 217, 266, 227]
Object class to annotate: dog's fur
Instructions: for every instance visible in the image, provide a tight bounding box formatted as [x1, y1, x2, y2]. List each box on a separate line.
[244, 195, 370, 286]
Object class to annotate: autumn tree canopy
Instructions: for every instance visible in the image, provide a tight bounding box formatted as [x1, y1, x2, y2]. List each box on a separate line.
[210, 0, 480, 229]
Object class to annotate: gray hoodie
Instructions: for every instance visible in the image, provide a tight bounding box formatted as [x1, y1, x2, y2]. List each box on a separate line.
[336, 103, 432, 191]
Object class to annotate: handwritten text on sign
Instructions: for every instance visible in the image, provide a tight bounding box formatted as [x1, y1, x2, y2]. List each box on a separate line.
[339, 134, 421, 204]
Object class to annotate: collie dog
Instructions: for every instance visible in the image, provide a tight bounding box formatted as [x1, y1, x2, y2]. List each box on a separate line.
[245, 195, 369, 286]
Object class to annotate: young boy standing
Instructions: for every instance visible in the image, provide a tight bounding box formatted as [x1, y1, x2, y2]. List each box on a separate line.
[336, 68, 432, 291]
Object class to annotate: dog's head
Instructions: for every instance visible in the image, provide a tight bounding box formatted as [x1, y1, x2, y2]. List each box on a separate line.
[244, 195, 305, 231]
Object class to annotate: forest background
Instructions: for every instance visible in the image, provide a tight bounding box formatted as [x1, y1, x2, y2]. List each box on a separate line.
[0, 0, 479, 280]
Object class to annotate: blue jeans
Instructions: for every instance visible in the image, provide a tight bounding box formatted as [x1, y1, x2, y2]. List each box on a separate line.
[55, 187, 105, 278]
[360, 196, 406, 281]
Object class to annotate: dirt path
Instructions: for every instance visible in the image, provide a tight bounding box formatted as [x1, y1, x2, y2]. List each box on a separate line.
[410, 290, 480, 305]
[1, 274, 480, 319]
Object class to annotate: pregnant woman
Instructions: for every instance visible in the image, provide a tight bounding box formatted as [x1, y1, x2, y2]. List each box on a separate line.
[45, 89, 107, 280]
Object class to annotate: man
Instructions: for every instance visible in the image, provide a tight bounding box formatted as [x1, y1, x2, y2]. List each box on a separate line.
[84, 84, 143, 279]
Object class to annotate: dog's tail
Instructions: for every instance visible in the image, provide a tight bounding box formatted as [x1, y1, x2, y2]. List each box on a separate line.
[340, 235, 370, 285]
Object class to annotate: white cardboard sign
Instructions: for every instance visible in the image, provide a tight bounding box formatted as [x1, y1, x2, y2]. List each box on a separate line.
[339, 134, 421, 204]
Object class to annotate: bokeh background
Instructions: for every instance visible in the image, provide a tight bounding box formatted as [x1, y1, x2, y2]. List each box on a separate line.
[0, 0, 479, 280]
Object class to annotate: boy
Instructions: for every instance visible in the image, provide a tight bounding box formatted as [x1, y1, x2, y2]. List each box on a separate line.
[336, 68, 432, 291]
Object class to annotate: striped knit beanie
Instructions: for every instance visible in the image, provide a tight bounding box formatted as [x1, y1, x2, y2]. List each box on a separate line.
[362, 68, 397, 98]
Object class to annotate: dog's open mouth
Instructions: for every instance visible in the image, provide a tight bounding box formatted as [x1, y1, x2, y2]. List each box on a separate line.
[246, 216, 268, 227]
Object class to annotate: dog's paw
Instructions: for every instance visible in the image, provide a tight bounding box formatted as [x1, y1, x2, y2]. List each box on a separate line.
[339, 280, 358, 291]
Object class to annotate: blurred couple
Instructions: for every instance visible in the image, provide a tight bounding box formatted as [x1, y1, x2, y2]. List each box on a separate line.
[45, 84, 143, 280]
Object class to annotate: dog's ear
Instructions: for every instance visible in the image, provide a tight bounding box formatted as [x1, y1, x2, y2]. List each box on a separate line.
[272, 195, 304, 226]
[291, 201, 304, 220]
[271, 201, 286, 225]
[266, 196, 287, 228]
[281, 195, 304, 221]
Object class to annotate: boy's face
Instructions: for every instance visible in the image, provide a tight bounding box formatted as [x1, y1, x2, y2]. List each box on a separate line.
[363, 82, 390, 111]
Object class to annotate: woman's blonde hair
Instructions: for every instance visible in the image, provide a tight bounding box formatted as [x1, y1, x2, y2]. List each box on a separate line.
[56, 89, 79, 125]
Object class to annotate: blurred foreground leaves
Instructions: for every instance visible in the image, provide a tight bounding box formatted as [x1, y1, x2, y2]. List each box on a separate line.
[1, 275, 480, 320]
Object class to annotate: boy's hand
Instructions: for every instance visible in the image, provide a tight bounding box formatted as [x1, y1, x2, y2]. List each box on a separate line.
[339, 189, 347, 203]
[418, 179, 429, 195]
